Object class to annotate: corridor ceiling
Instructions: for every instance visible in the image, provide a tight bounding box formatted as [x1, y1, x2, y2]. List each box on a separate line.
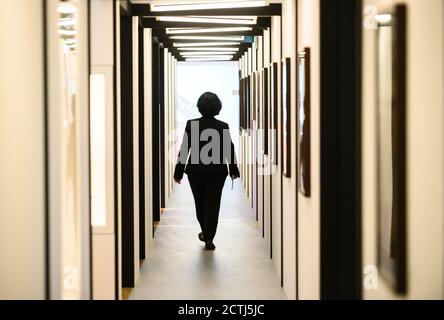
[129, 0, 282, 61]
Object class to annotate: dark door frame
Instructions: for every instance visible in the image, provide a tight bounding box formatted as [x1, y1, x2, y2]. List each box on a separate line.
[320, 0, 363, 299]
[120, 8, 135, 288]
[151, 40, 161, 227]
[138, 21, 146, 261]
[159, 46, 166, 213]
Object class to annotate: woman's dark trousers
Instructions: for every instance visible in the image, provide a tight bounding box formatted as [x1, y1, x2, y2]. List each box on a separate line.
[187, 174, 227, 242]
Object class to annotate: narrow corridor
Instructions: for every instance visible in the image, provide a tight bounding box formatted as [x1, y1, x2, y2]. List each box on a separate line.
[3, 0, 444, 303]
[129, 178, 286, 300]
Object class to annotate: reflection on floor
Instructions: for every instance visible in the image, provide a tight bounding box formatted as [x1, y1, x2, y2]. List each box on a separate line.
[129, 177, 286, 300]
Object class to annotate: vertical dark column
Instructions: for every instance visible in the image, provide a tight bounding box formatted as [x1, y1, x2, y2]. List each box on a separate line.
[159, 49, 166, 212]
[120, 14, 134, 288]
[138, 24, 146, 261]
[152, 41, 161, 224]
[320, 0, 362, 299]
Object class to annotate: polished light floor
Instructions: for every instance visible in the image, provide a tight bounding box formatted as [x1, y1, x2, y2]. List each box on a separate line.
[129, 177, 287, 300]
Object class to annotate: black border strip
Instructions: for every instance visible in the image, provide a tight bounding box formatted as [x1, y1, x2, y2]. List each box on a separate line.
[320, 0, 362, 299]
[42, 0, 50, 301]
[113, 0, 118, 300]
[279, 15, 284, 289]
[87, 0, 93, 300]
[295, 3, 299, 300]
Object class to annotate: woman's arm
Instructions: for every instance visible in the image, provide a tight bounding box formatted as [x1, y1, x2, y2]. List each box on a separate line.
[174, 120, 191, 182]
[224, 124, 240, 179]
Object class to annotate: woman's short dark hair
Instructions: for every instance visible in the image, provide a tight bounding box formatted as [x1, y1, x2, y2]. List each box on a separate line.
[197, 92, 222, 117]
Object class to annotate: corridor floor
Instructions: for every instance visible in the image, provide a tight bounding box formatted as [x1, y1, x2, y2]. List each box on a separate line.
[129, 177, 287, 300]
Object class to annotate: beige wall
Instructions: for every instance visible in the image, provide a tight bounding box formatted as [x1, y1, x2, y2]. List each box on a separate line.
[91, 0, 116, 300]
[297, 0, 321, 300]
[132, 15, 141, 286]
[362, 0, 444, 299]
[270, 14, 283, 289]
[281, 0, 298, 300]
[0, 0, 46, 299]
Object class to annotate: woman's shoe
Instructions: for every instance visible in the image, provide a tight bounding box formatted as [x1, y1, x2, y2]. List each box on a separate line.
[198, 232, 205, 242]
[205, 241, 216, 251]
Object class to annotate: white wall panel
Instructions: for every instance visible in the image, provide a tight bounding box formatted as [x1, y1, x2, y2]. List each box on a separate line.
[0, 0, 46, 299]
[362, 0, 444, 300]
[297, 0, 321, 300]
[90, 0, 116, 300]
[132, 16, 140, 285]
[281, 0, 297, 300]
[144, 28, 154, 251]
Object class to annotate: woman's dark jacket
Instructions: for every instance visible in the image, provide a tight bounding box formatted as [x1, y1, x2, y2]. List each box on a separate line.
[174, 117, 240, 180]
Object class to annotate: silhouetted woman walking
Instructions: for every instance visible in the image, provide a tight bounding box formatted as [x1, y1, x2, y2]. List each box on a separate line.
[174, 92, 240, 250]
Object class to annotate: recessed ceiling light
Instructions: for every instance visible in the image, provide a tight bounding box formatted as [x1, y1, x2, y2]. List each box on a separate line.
[58, 18, 78, 27]
[170, 35, 245, 41]
[184, 55, 233, 58]
[174, 42, 240, 47]
[157, 16, 257, 25]
[181, 52, 236, 56]
[150, 1, 267, 12]
[166, 27, 252, 35]
[64, 39, 78, 45]
[58, 29, 78, 36]
[185, 57, 233, 62]
[178, 47, 240, 52]
[57, 3, 77, 14]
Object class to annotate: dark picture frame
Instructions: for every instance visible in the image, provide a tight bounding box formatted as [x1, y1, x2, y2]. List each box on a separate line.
[252, 71, 257, 121]
[239, 77, 245, 130]
[281, 57, 291, 178]
[263, 67, 269, 155]
[270, 62, 279, 165]
[298, 48, 311, 197]
[246, 75, 251, 131]
[375, 4, 407, 294]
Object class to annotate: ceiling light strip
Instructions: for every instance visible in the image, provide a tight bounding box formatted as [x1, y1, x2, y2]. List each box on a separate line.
[185, 58, 233, 62]
[169, 35, 245, 41]
[174, 41, 240, 47]
[178, 47, 240, 52]
[156, 16, 256, 25]
[150, 1, 267, 12]
[180, 52, 237, 56]
[166, 27, 252, 35]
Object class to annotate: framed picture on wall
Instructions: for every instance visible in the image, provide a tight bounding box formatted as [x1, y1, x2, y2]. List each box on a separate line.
[264, 67, 269, 155]
[375, 4, 407, 294]
[271, 62, 279, 165]
[239, 78, 244, 129]
[281, 57, 291, 178]
[298, 48, 311, 197]
[252, 72, 257, 121]
[246, 75, 251, 131]
[257, 70, 261, 126]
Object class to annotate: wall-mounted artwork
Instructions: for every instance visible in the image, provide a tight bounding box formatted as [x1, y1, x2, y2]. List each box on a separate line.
[281, 58, 291, 178]
[376, 4, 407, 294]
[246, 75, 251, 131]
[239, 77, 244, 129]
[263, 67, 269, 155]
[298, 48, 311, 197]
[252, 71, 257, 121]
[271, 62, 278, 165]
